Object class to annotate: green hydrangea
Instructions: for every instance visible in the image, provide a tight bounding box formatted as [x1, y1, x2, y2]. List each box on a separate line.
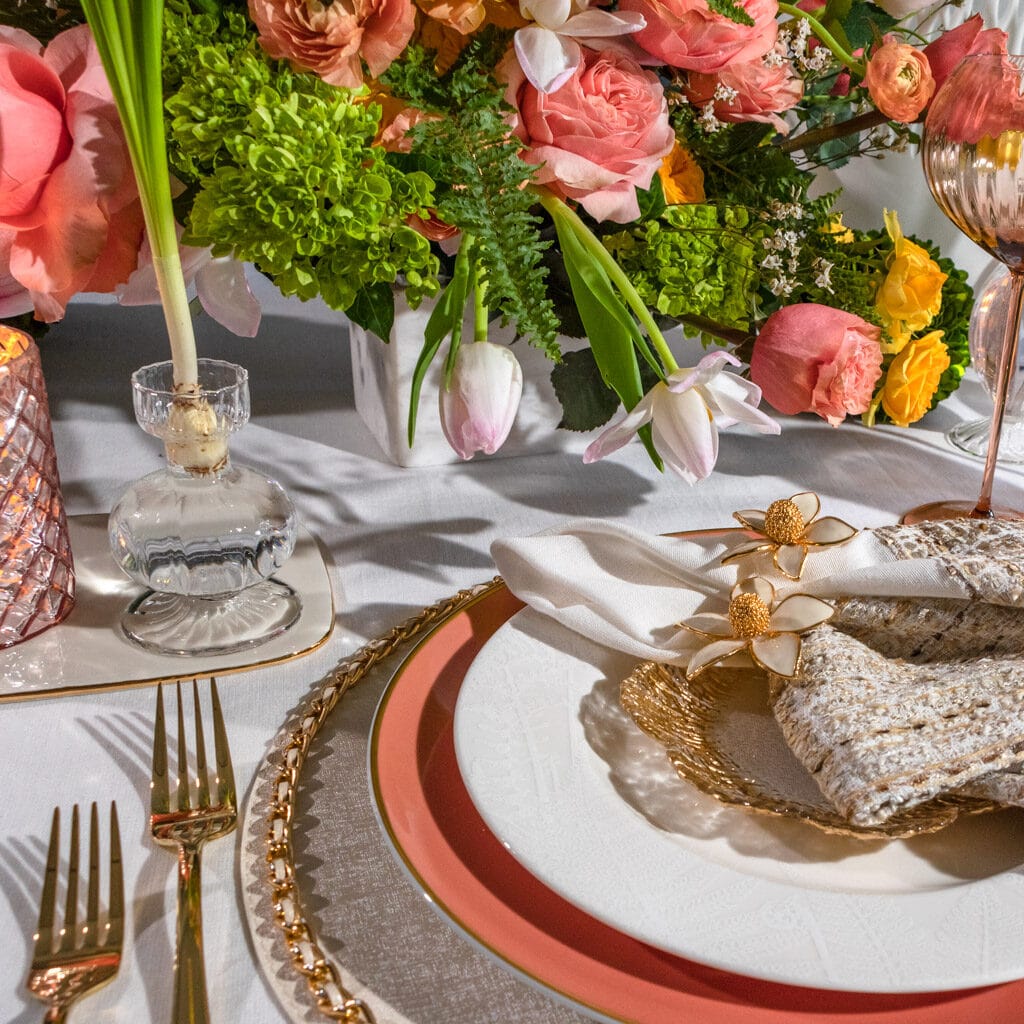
[603, 204, 759, 335]
[162, 3, 439, 310]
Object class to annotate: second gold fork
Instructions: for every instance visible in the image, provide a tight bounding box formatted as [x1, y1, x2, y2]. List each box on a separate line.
[151, 678, 237, 1024]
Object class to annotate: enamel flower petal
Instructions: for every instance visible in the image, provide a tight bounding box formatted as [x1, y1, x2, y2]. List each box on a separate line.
[678, 577, 833, 680]
[724, 491, 858, 580]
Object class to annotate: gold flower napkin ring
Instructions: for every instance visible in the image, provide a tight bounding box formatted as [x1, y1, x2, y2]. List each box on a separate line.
[723, 491, 857, 580]
[679, 577, 834, 679]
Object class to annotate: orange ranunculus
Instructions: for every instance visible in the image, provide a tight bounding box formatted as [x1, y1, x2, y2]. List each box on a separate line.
[249, 0, 415, 88]
[876, 209, 946, 353]
[863, 35, 934, 123]
[658, 143, 705, 205]
[880, 330, 950, 427]
[0, 25, 144, 322]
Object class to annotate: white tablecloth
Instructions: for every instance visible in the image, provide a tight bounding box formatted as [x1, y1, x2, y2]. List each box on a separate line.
[2, 230, 1023, 1023]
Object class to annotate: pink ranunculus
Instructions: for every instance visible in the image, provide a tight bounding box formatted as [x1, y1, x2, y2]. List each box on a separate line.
[248, 0, 414, 89]
[684, 51, 803, 134]
[619, 0, 777, 75]
[863, 35, 934, 123]
[749, 303, 883, 427]
[923, 15, 1009, 94]
[503, 46, 674, 223]
[0, 25, 145, 323]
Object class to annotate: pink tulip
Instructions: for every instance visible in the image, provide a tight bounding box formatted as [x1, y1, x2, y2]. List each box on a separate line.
[440, 342, 524, 459]
[584, 351, 779, 483]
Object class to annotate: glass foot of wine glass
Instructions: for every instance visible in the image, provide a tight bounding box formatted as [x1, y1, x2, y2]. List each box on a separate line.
[901, 500, 1024, 525]
[948, 416, 1024, 461]
[120, 579, 302, 656]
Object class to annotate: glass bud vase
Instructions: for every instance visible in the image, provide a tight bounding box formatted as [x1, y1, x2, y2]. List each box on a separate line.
[108, 359, 300, 656]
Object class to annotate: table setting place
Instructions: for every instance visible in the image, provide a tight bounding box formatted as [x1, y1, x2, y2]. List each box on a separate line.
[7, 0, 1024, 1022]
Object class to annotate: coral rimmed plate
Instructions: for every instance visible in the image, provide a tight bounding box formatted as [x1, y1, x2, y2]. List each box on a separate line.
[370, 580, 1024, 1023]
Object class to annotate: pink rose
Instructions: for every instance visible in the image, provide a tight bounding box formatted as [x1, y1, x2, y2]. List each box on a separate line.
[924, 15, 1009, 94]
[684, 51, 803, 134]
[750, 303, 883, 426]
[248, 0, 414, 88]
[863, 35, 934, 123]
[0, 25, 144, 322]
[503, 46, 674, 223]
[929, 51, 1024, 147]
[619, 0, 777, 74]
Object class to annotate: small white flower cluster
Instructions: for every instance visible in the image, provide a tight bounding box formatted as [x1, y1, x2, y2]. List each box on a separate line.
[713, 82, 739, 106]
[761, 225, 805, 297]
[813, 257, 835, 291]
[698, 100, 724, 133]
[777, 16, 834, 75]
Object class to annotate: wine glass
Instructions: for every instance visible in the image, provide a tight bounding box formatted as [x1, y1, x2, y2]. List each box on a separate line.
[903, 52, 1024, 524]
[946, 260, 1024, 463]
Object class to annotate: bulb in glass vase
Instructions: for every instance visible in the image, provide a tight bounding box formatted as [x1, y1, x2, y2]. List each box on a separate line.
[108, 359, 300, 655]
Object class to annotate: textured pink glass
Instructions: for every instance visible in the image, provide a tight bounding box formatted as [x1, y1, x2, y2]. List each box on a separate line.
[0, 330, 75, 647]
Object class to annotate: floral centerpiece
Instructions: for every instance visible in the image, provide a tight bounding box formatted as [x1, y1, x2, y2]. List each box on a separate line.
[0, 0, 1005, 480]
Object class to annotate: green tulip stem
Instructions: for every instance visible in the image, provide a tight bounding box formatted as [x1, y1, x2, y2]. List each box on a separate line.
[473, 265, 488, 343]
[539, 192, 678, 375]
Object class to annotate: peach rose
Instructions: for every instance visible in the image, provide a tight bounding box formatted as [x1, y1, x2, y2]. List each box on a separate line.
[619, 0, 777, 74]
[249, 0, 415, 88]
[0, 25, 144, 323]
[863, 35, 934, 123]
[750, 303, 883, 426]
[503, 46, 674, 223]
[924, 15, 1008, 94]
[684, 51, 803, 134]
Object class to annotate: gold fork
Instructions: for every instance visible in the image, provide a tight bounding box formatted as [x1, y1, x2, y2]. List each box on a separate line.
[151, 678, 237, 1024]
[27, 802, 124, 1023]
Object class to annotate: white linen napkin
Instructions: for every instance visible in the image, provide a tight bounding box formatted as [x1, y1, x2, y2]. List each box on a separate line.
[491, 516, 1024, 669]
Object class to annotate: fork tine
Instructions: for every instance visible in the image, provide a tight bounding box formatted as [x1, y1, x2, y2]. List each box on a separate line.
[151, 683, 170, 816]
[33, 807, 59, 960]
[175, 681, 191, 812]
[210, 678, 236, 807]
[84, 802, 99, 947]
[107, 802, 124, 949]
[59, 805, 80, 953]
[193, 678, 211, 809]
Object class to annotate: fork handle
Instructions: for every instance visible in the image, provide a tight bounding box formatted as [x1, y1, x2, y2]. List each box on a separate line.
[173, 843, 210, 1024]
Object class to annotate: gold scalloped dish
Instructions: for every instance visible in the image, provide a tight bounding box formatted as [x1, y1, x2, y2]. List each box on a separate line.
[620, 661, 998, 840]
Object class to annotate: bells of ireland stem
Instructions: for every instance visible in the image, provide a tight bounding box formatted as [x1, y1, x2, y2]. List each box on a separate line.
[440, 341, 524, 460]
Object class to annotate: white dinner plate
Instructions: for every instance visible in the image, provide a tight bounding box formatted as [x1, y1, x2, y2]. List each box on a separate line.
[453, 607, 1024, 993]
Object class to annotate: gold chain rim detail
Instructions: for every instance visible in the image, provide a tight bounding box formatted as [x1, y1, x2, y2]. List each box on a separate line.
[263, 578, 505, 1022]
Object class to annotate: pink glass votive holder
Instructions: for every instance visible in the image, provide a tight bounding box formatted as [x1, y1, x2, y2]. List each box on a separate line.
[0, 327, 75, 647]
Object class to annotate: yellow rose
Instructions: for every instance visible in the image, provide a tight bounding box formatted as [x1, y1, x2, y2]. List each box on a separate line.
[875, 210, 947, 353]
[658, 143, 706, 205]
[880, 330, 950, 427]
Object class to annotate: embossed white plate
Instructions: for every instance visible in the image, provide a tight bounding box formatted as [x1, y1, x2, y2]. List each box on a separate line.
[453, 606, 1024, 993]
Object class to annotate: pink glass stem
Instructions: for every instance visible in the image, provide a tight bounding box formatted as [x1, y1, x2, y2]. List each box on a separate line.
[975, 268, 1024, 518]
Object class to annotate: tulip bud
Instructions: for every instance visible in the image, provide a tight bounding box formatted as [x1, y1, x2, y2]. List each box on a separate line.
[439, 341, 524, 459]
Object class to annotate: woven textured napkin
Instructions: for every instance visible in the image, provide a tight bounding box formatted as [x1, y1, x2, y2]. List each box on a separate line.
[493, 517, 1024, 826]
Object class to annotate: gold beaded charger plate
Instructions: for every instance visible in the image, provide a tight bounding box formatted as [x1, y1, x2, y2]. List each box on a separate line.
[620, 661, 998, 840]
[453, 600, 1024, 993]
[0, 514, 334, 702]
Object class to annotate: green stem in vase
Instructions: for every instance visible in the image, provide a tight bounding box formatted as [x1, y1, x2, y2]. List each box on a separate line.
[79, 0, 198, 393]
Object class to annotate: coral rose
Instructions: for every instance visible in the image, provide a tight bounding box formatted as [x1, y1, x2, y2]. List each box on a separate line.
[750, 303, 883, 427]
[880, 330, 950, 427]
[923, 15, 1008, 94]
[876, 210, 946, 353]
[503, 46, 674, 223]
[249, 0, 415, 88]
[863, 35, 934, 123]
[619, 0, 777, 74]
[684, 51, 803, 134]
[0, 25, 144, 322]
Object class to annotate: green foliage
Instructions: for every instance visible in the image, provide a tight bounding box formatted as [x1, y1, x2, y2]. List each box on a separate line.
[550, 349, 622, 432]
[162, 2, 439, 313]
[706, 0, 754, 27]
[381, 32, 560, 355]
[841, 2, 898, 49]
